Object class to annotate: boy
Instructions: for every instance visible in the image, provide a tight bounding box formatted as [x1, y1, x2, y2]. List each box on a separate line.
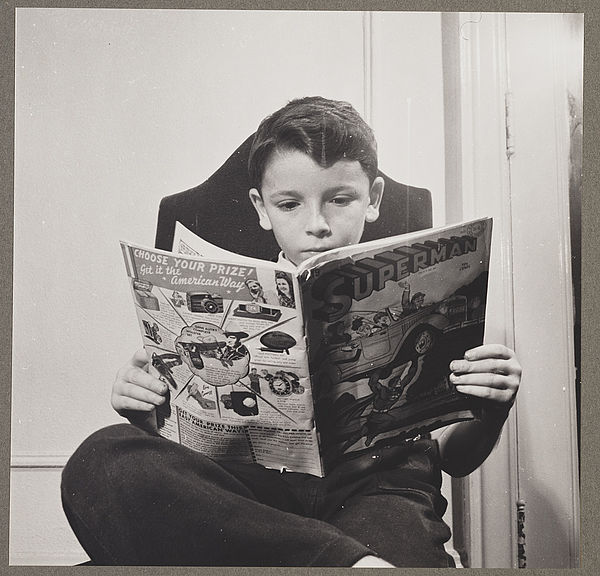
[62, 97, 521, 567]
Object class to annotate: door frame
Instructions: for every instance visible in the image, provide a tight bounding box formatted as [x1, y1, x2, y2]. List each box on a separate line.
[442, 12, 580, 568]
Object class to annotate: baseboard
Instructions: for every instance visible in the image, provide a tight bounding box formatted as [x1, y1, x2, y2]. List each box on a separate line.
[11, 453, 70, 468]
[9, 551, 89, 566]
[10, 461, 88, 566]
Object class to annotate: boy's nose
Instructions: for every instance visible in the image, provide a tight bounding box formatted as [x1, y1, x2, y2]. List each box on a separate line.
[305, 207, 331, 237]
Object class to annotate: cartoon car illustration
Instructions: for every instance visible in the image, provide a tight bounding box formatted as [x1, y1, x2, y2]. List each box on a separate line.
[186, 292, 224, 314]
[322, 296, 473, 385]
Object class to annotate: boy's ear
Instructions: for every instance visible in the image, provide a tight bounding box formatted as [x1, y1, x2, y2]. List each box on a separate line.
[248, 188, 273, 231]
[365, 176, 385, 223]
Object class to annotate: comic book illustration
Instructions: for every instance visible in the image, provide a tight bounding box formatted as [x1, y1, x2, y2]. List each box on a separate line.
[298, 217, 492, 472]
[121, 217, 492, 477]
[120, 240, 323, 476]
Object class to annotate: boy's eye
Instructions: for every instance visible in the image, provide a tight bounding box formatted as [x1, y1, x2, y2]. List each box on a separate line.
[277, 201, 300, 211]
[331, 196, 353, 206]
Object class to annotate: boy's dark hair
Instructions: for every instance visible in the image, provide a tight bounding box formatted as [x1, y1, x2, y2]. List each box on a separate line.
[248, 96, 378, 190]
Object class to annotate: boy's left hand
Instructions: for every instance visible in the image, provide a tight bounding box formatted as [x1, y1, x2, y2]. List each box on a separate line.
[449, 344, 522, 417]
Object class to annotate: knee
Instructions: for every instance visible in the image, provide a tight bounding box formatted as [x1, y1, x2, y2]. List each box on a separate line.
[61, 423, 146, 498]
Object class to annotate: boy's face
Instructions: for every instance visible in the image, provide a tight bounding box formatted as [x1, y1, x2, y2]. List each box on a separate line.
[249, 149, 384, 266]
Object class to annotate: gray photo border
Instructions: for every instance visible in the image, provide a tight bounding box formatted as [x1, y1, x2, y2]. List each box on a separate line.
[1, 1, 596, 575]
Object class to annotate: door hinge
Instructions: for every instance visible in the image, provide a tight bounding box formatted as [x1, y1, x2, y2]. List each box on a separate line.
[505, 91, 516, 159]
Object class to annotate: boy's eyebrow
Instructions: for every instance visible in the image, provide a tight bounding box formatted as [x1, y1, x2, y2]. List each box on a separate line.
[267, 189, 302, 199]
[267, 185, 359, 198]
[323, 185, 359, 195]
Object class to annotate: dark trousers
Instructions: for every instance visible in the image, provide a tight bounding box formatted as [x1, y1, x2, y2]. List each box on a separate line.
[61, 423, 454, 567]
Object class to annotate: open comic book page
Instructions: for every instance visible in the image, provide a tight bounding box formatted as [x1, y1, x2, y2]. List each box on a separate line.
[173, 221, 288, 268]
[299, 218, 493, 472]
[120, 239, 323, 476]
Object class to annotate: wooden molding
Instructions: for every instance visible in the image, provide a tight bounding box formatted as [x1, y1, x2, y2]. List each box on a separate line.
[11, 454, 70, 468]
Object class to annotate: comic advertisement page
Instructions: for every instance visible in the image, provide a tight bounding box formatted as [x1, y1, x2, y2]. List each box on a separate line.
[299, 218, 493, 472]
[120, 239, 323, 476]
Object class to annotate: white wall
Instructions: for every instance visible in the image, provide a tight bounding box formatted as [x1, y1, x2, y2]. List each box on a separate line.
[11, 8, 446, 564]
[370, 11, 446, 225]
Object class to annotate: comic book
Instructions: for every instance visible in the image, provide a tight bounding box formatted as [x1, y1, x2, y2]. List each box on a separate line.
[120, 217, 492, 477]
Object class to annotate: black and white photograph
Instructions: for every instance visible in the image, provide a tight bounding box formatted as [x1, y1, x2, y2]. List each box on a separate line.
[9, 8, 582, 568]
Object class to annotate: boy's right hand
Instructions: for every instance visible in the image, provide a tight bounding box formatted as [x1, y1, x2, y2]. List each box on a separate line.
[111, 349, 168, 429]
